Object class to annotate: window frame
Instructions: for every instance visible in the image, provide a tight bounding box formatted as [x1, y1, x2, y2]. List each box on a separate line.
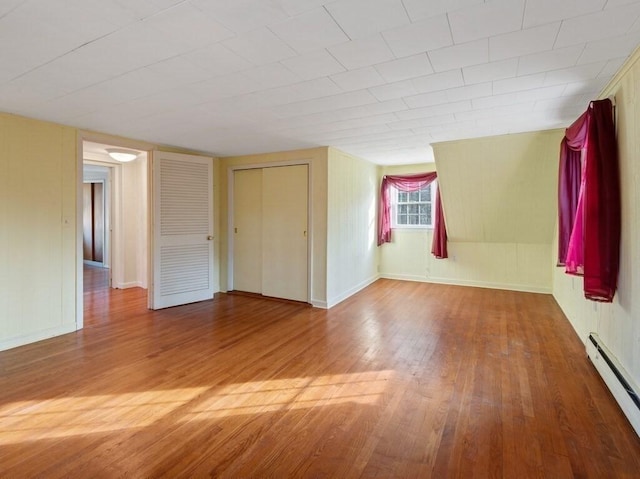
[390, 182, 436, 230]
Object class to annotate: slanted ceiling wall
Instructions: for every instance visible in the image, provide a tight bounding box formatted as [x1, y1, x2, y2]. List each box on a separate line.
[425, 129, 562, 292]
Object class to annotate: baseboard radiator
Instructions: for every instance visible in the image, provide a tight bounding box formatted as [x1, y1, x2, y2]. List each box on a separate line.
[586, 333, 640, 437]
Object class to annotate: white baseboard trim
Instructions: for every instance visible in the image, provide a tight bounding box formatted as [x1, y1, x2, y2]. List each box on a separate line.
[325, 274, 380, 309]
[83, 260, 106, 268]
[311, 299, 328, 309]
[113, 281, 147, 290]
[0, 323, 78, 352]
[379, 273, 551, 294]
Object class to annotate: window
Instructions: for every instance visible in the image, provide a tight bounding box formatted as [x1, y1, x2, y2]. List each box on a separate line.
[392, 182, 436, 228]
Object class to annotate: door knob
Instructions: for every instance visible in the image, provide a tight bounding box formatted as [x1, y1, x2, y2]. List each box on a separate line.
[207, 235, 213, 240]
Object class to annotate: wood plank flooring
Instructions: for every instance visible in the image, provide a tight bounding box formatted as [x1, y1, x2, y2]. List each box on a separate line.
[1, 270, 639, 478]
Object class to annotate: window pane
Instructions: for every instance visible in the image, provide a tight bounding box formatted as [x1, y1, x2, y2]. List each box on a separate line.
[398, 204, 407, 215]
[420, 185, 431, 201]
[397, 214, 407, 224]
[408, 191, 419, 202]
[408, 204, 418, 214]
[408, 214, 418, 225]
[419, 214, 428, 224]
[398, 191, 407, 202]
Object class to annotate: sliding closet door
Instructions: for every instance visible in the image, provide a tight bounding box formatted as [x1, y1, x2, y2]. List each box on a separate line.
[233, 169, 263, 294]
[262, 165, 308, 302]
[232, 164, 309, 302]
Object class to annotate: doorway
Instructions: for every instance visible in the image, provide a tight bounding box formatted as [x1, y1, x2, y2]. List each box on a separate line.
[80, 141, 149, 315]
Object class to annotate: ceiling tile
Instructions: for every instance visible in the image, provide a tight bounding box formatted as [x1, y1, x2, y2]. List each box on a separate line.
[561, 78, 609, 97]
[223, 28, 297, 65]
[144, 2, 234, 49]
[454, 102, 535, 121]
[517, 45, 584, 76]
[412, 70, 465, 94]
[183, 44, 253, 76]
[490, 23, 561, 62]
[144, 56, 215, 86]
[446, 82, 493, 102]
[382, 15, 452, 58]
[462, 58, 518, 84]
[403, 91, 448, 109]
[328, 35, 395, 70]
[543, 62, 606, 86]
[369, 80, 418, 101]
[270, 89, 378, 118]
[191, 0, 290, 34]
[428, 40, 488, 72]
[555, 3, 640, 48]
[330, 67, 386, 91]
[325, 0, 410, 40]
[578, 31, 640, 64]
[597, 57, 628, 77]
[448, 0, 525, 44]
[396, 100, 472, 120]
[523, 0, 606, 28]
[374, 54, 434, 83]
[472, 93, 519, 109]
[273, 0, 329, 15]
[516, 85, 568, 102]
[242, 63, 302, 90]
[402, 0, 484, 22]
[388, 114, 458, 130]
[280, 49, 346, 80]
[269, 8, 349, 52]
[493, 73, 546, 94]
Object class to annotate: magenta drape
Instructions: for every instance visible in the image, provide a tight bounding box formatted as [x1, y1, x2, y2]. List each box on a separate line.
[377, 172, 448, 259]
[558, 110, 589, 267]
[557, 141, 583, 266]
[557, 98, 620, 302]
[583, 99, 620, 302]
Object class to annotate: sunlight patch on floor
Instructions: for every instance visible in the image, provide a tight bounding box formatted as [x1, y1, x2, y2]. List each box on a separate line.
[0, 370, 393, 444]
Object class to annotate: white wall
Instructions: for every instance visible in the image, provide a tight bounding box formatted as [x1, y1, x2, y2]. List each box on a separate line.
[552, 48, 640, 391]
[326, 148, 379, 307]
[120, 155, 148, 289]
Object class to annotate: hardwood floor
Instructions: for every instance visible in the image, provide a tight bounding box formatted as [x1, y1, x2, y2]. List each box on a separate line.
[1, 274, 639, 478]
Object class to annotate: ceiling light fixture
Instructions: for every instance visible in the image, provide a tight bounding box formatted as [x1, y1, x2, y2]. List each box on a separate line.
[106, 148, 138, 162]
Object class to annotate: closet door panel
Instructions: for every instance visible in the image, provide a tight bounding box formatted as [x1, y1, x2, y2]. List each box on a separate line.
[262, 165, 308, 302]
[233, 169, 263, 294]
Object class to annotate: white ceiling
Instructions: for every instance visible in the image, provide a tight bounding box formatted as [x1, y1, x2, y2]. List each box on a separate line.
[1, 0, 639, 165]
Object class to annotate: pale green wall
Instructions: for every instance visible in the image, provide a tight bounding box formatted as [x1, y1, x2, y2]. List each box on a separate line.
[0, 113, 78, 350]
[553, 48, 640, 390]
[326, 148, 378, 307]
[379, 130, 562, 293]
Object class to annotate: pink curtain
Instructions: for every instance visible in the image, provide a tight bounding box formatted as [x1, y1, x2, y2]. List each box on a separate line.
[558, 98, 620, 302]
[558, 110, 590, 268]
[583, 99, 620, 302]
[377, 172, 448, 259]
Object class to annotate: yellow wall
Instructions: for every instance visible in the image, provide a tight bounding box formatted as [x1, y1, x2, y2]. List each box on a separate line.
[219, 148, 328, 305]
[0, 113, 77, 350]
[326, 148, 379, 306]
[379, 130, 562, 293]
[553, 47, 640, 389]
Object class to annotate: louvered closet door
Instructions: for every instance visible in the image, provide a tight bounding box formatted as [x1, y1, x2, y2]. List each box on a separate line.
[152, 151, 214, 309]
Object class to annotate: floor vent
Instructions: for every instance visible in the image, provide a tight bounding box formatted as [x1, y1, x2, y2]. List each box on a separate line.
[587, 333, 640, 437]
